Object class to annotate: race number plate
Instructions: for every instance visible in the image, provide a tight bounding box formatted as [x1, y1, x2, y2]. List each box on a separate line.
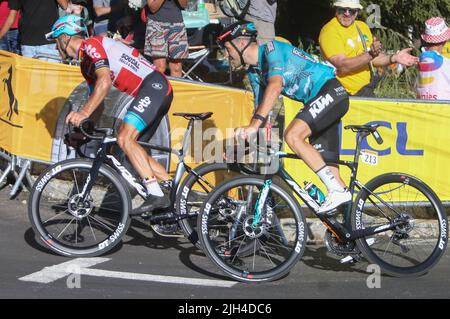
[360, 150, 379, 166]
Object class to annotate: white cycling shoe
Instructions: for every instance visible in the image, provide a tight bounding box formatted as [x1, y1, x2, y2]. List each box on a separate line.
[318, 190, 352, 214]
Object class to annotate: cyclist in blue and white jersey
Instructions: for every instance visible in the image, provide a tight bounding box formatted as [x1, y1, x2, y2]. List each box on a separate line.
[217, 21, 351, 213]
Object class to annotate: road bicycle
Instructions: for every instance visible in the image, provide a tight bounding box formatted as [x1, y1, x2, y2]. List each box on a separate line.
[197, 124, 449, 282]
[28, 112, 245, 256]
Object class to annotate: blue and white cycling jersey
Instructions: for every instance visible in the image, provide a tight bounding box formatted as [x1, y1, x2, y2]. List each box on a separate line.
[248, 40, 336, 106]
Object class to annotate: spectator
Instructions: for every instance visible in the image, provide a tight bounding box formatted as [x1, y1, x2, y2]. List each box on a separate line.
[443, 38, 450, 58]
[244, 0, 277, 45]
[319, 0, 418, 97]
[144, 0, 189, 77]
[417, 17, 450, 100]
[0, 0, 20, 54]
[8, 0, 72, 61]
[93, 0, 126, 35]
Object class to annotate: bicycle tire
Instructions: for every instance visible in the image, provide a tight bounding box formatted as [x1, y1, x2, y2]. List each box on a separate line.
[28, 158, 131, 257]
[176, 162, 242, 248]
[352, 173, 448, 277]
[197, 175, 307, 282]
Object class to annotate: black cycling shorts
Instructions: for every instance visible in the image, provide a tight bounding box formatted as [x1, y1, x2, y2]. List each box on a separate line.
[123, 71, 173, 135]
[295, 78, 349, 164]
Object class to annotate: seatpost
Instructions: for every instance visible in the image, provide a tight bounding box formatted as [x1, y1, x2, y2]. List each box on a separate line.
[347, 131, 368, 195]
[179, 118, 195, 161]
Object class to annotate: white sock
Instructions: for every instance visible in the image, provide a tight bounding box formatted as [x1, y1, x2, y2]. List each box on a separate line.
[143, 177, 164, 197]
[316, 166, 345, 193]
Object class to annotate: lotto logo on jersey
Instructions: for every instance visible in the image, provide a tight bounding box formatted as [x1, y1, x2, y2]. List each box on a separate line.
[134, 96, 151, 113]
[85, 44, 102, 59]
[309, 94, 334, 119]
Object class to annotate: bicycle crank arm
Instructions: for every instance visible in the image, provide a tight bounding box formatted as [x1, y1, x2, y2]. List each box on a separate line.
[340, 238, 375, 264]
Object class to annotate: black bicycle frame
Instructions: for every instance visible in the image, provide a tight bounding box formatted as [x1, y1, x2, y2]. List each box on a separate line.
[262, 130, 405, 242]
[77, 117, 200, 217]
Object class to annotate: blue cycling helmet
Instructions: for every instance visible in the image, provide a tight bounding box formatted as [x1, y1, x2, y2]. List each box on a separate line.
[45, 15, 87, 40]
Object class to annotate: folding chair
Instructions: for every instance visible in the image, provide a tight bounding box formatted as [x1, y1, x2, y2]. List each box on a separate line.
[182, 45, 211, 82]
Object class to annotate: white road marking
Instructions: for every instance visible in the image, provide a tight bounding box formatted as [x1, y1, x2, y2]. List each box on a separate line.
[19, 258, 237, 288]
[19, 258, 110, 283]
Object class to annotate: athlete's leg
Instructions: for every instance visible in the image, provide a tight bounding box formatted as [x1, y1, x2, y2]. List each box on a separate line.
[287, 79, 351, 212]
[284, 119, 325, 172]
[116, 122, 160, 181]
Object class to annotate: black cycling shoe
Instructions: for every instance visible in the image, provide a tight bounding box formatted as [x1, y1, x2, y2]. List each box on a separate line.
[131, 195, 170, 216]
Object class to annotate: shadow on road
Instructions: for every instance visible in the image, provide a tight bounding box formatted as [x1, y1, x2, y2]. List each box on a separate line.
[24, 227, 124, 257]
[302, 245, 368, 275]
[120, 219, 233, 281]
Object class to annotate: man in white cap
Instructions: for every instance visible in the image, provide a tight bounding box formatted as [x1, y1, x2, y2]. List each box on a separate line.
[417, 17, 450, 100]
[319, 0, 418, 97]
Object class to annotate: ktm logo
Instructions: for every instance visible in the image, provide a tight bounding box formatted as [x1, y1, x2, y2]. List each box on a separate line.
[309, 94, 334, 119]
[85, 44, 101, 59]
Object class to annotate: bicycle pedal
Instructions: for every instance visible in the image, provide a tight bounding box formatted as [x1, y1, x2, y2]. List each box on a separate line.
[340, 255, 360, 264]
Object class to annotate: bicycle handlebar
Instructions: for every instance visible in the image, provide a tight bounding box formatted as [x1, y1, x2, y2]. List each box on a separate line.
[78, 119, 113, 140]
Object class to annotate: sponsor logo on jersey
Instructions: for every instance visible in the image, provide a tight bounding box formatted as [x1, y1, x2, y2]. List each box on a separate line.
[134, 96, 151, 113]
[309, 94, 334, 119]
[152, 83, 163, 90]
[292, 48, 316, 63]
[266, 41, 275, 53]
[119, 53, 140, 72]
[94, 59, 109, 70]
[334, 86, 347, 96]
[85, 44, 102, 59]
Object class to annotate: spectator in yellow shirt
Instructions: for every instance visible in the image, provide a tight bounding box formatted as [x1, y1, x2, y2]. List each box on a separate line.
[319, 0, 418, 96]
[443, 41, 450, 58]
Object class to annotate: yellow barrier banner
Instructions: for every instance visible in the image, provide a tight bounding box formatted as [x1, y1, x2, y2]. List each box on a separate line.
[0, 51, 253, 165]
[1, 50, 84, 161]
[284, 97, 450, 202]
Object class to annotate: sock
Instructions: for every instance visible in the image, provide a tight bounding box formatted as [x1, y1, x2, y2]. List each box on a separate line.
[315, 166, 345, 193]
[143, 177, 164, 197]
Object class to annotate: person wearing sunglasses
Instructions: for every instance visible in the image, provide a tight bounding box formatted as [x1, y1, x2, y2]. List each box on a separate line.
[319, 0, 418, 97]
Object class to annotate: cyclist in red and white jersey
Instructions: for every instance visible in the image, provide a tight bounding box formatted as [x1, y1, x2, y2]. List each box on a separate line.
[47, 15, 173, 213]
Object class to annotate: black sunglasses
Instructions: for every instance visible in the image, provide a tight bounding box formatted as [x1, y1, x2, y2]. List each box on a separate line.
[337, 7, 359, 15]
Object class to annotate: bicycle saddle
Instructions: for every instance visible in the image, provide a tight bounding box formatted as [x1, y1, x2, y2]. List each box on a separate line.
[344, 124, 379, 133]
[173, 112, 213, 120]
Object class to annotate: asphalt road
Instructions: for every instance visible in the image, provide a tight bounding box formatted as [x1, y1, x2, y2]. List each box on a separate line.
[1, 184, 450, 301]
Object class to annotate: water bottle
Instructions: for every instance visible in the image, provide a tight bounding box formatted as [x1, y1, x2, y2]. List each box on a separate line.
[197, 0, 205, 11]
[304, 181, 325, 205]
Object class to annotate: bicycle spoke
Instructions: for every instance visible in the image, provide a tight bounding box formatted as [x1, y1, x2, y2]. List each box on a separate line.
[87, 215, 116, 233]
[56, 217, 76, 239]
[42, 210, 70, 224]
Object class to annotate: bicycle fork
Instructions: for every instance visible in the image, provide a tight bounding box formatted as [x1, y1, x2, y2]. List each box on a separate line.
[229, 179, 289, 245]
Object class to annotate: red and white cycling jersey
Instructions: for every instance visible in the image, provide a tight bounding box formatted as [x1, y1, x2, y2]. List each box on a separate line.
[79, 36, 157, 96]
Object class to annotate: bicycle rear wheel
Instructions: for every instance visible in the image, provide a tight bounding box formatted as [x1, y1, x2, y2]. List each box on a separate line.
[352, 173, 448, 277]
[176, 162, 242, 248]
[28, 159, 131, 257]
[197, 175, 307, 282]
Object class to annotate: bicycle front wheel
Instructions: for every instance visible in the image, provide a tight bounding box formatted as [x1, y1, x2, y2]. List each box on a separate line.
[197, 175, 307, 282]
[28, 159, 131, 257]
[352, 173, 448, 277]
